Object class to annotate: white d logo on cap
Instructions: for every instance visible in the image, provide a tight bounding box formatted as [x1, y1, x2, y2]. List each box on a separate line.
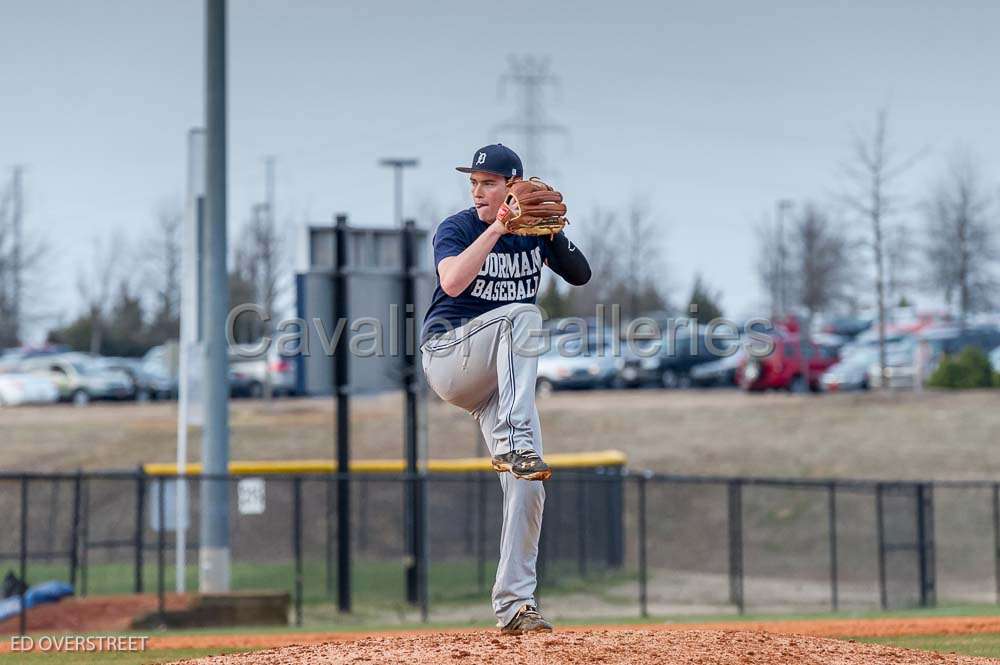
[476, 152, 486, 166]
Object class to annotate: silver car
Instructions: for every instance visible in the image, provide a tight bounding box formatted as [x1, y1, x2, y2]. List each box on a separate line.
[20, 353, 133, 405]
[536, 337, 619, 396]
[228, 343, 298, 398]
[821, 346, 878, 392]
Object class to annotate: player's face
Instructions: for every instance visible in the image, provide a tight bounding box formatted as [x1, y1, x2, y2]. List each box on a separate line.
[469, 172, 507, 222]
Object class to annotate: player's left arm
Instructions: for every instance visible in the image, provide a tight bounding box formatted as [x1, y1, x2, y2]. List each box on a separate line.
[543, 231, 591, 286]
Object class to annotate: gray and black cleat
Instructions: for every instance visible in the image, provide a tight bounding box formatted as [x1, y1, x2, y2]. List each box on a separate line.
[492, 449, 552, 481]
[500, 604, 554, 635]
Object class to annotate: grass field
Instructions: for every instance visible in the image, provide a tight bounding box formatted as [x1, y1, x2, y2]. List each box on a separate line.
[3, 389, 1000, 480]
[19, 559, 631, 621]
[864, 634, 1000, 658]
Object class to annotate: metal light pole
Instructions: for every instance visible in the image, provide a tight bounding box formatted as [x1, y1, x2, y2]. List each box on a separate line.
[200, 0, 231, 593]
[776, 199, 794, 320]
[378, 159, 418, 227]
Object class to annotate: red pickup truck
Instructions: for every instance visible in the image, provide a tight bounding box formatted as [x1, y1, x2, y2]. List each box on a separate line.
[738, 334, 839, 393]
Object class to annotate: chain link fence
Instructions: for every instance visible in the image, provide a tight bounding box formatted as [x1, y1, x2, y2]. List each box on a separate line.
[2, 469, 999, 630]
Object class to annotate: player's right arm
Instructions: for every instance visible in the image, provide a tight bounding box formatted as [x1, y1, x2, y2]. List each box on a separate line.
[438, 220, 508, 297]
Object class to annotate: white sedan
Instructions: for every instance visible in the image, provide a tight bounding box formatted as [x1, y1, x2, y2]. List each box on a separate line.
[0, 373, 60, 406]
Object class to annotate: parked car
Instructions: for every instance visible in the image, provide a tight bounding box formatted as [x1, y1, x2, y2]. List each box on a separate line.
[619, 329, 729, 389]
[18, 353, 133, 405]
[228, 344, 298, 398]
[0, 373, 60, 406]
[819, 316, 872, 340]
[739, 334, 839, 393]
[991, 346, 1000, 374]
[228, 368, 258, 398]
[689, 346, 745, 387]
[536, 337, 618, 396]
[821, 346, 878, 392]
[96, 356, 176, 401]
[868, 325, 1000, 390]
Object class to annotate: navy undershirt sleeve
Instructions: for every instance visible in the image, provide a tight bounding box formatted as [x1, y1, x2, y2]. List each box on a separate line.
[544, 232, 591, 286]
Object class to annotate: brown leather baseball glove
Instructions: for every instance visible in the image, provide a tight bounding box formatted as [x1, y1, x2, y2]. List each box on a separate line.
[496, 177, 568, 237]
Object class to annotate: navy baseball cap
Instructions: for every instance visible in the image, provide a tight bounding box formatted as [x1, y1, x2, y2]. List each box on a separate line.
[455, 144, 523, 179]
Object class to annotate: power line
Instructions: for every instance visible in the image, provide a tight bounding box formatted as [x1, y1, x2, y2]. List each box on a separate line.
[495, 56, 567, 177]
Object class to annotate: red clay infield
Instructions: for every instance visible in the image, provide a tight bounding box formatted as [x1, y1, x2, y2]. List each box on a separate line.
[5, 595, 1000, 663]
[170, 627, 1000, 665]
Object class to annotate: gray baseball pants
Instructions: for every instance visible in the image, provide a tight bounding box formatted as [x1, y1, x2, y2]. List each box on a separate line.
[420, 302, 546, 627]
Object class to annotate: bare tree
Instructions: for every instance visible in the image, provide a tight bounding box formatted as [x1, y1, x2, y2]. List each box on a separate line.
[144, 201, 183, 341]
[0, 181, 14, 346]
[621, 201, 667, 319]
[233, 201, 287, 399]
[884, 222, 917, 308]
[565, 202, 668, 324]
[567, 207, 621, 316]
[234, 203, 284, 324]
[923, 153, 998, 327]
[77, 234, 124, 355]
[791, 205, 855, 319]
[0, 169, 47, 347]
[840, 110, 921, 387]
[755, 213, 784, 319]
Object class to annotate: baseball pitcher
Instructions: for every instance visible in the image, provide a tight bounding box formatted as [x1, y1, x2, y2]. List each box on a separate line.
[420, 144, 591, 634]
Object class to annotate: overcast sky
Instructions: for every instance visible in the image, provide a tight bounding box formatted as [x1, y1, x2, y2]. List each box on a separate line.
[4, 0, 999, 342]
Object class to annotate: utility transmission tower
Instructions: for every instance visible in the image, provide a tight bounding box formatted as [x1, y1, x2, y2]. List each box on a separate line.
[495, 56, 567, 177]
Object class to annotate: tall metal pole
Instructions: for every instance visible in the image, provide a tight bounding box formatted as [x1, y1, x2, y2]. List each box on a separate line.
[775, 199, 793, 320]
[402, 220, 425, 607]
[11, 166, 23, 344]
[378, 159, 418, 227]
[178, 128, 205, 594]
[333, 214, 351, 612]
[199, 0, 231, 593]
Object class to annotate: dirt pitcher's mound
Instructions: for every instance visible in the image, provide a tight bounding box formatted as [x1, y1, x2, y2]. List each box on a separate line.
[174, 628, 1000, 665]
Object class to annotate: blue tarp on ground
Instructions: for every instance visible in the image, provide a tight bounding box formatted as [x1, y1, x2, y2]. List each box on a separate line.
[0, 581, 74, 623]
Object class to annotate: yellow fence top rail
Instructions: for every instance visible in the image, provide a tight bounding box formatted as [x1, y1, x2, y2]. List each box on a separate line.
[143, 449, 627, 476]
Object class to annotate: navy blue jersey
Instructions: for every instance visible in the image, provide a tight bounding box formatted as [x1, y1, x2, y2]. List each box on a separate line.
[421, 208, 549, 343]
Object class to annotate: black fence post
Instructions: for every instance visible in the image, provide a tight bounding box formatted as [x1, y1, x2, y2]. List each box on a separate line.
[402, 219, 424, 608]
[417, 474, 429, 623]
[135, 467, 146, 594]
[325, 475, 334, 600]
[608, 468, 624, 568]
[476, 472, 486, 593]
[576, 474, 588, 579]
[464, 473, 475, 556]
[19, 476, 28, 636]
[333, 213, 352, 613]
[69, 471, 82, 591]
[993, 483, 1000, 605]
[727, 480, 744, 614]
[359, 479, 369, 552]
[157, 476, 166, 625]
[917, 483, 936, 607]
[638, 472, 649, 619]
[538, 490, 548, 591]
[81, 477, 89, 597]
[827, 481, 839, 612]
[292, 477, 304, 627]
[876, 483, 887, 610]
